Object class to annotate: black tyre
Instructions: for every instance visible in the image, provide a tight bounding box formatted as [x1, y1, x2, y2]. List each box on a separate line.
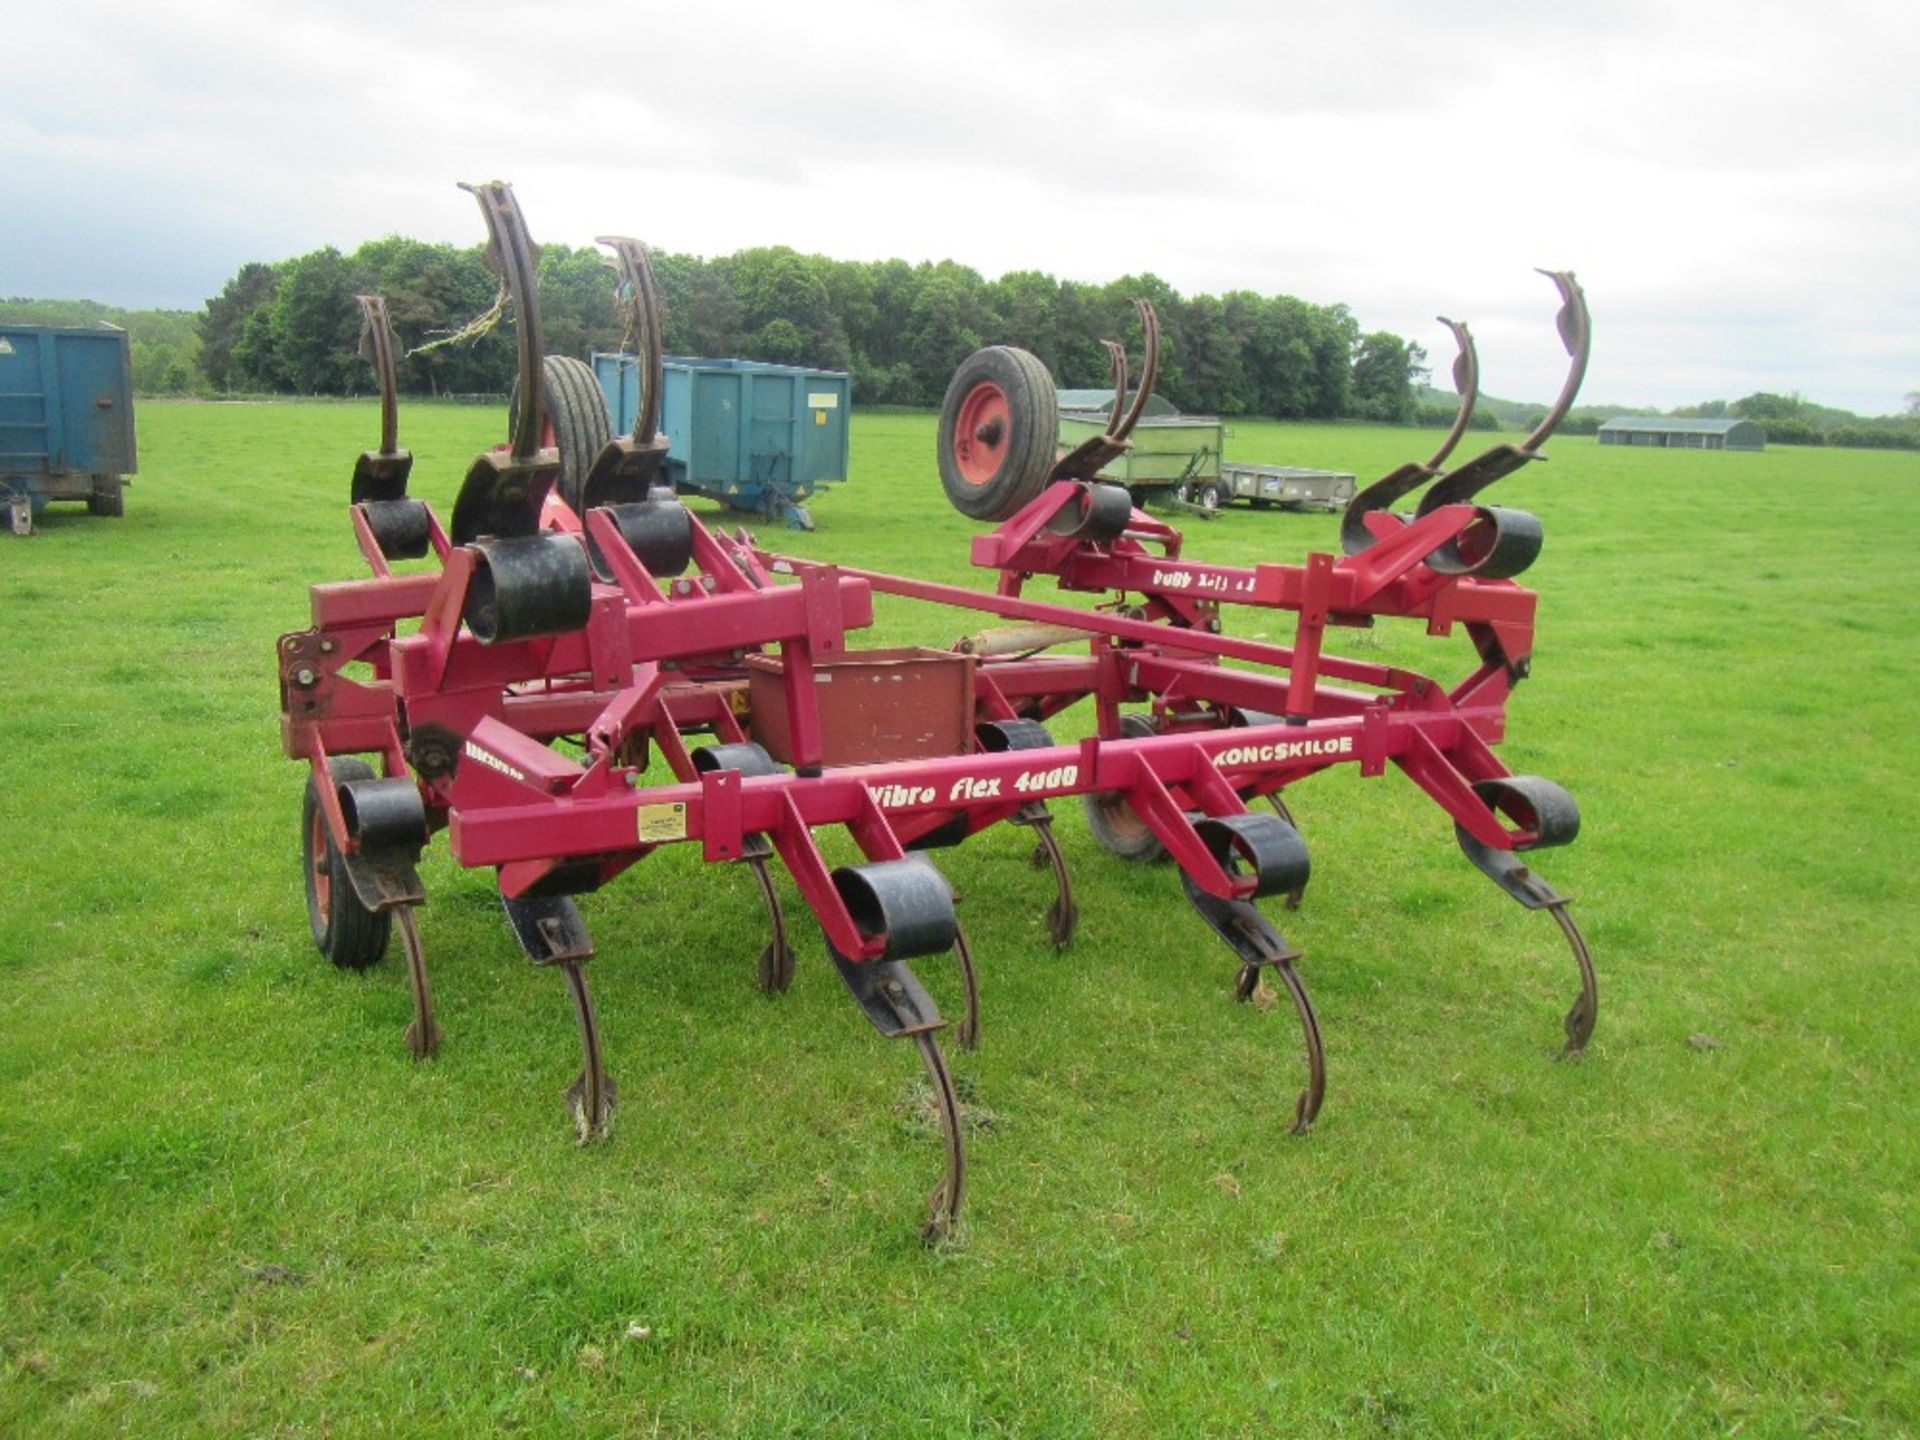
[302, 757, 392, 970]
[87, 476, 124, 517]
[513, 355, 613, 515]
[937, 346, 1059, 522]
[1081, 713, 1167, 863]
[1196, 482, 1226, 513]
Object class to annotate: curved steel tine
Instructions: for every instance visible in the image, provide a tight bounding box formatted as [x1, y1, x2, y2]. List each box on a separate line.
[1111, 299, 1159, 444]
[1519, 270, 1591, 455]
[1413, 271, 1592, 518]
[1101, 339, 1129, 436]
[396, 907, 442, 1060]
[1424, 317, 1479, 472]
[1026, 810, 1078, 949]
[744, 851, 795, 993]
[559, 957, 617, 1142]
[1550, 901, 1599, 1054]
[460, 181, 547, 463]
[912, 1031, 968, 1243]
[355, 294, 402, 457]
[951, 916, 981, 1051]
[596, 235, 667, 447]
[1272, 959, 1326, 1132]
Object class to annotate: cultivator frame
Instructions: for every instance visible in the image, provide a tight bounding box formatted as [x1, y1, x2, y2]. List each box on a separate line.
[279, 182, 1597, 1239]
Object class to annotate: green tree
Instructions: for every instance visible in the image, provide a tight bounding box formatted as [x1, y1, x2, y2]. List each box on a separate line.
[1350, 331, 1423, 423]
[199, 262, 280, 390]
[1732, 391, 1805, 423]
[267, 248, 368, 394]
[537, 243, 622, 364]
[903, 263, 990, 403]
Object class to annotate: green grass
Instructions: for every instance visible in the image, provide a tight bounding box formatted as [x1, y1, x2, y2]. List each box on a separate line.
[2, 401, 1916, 1436]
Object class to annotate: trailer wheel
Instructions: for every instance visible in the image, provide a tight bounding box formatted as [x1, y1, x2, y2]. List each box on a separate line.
[512, 355, 612, 515]
[1082, 713, 1168, 863]
[87, 476, 124, 517]
[303, 757, 392, 970]
[1196, 482, 1226, 513]
[937, 346, 1059, 522]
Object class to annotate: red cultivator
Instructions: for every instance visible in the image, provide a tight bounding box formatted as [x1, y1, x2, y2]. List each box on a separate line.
[279, 182, 1597, 1238]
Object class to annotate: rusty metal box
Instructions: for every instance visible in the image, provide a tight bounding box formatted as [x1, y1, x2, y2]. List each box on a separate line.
[746, 647, 975, 766]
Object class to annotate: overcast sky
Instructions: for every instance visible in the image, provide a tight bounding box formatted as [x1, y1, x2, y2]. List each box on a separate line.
[9, 0, 1918, 413]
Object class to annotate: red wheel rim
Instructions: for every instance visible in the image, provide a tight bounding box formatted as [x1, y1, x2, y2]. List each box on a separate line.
[952, 381, 1010, 487]
[309, 804, 332, 921]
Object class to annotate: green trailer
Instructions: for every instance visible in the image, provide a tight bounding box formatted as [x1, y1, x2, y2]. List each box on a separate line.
[1055, 390, 1356, 516]
[1055, 389, 1221, 507]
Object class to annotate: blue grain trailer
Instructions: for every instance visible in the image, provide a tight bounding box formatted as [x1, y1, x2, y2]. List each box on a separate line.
[592, 353, 850, 530]
[0, 324, 138, 535]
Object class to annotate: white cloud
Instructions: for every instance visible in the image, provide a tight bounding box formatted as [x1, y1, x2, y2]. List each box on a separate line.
[7, 0, 1918, 412]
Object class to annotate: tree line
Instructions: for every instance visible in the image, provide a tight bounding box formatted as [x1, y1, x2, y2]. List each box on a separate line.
[11, 261, 1918, 450]
[187, 237, 1428, 422]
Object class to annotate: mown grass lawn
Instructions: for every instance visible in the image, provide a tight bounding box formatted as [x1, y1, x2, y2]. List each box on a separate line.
[2, 400, 1915, 1436]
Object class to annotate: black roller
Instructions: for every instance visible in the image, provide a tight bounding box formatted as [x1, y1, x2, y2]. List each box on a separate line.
[1472, 776, 1580, 851]
[1425, 505, 1543, 579]
[1045, 482, 1132, 542]
[831, 858, 959, 962]
[358, 498, 431, 561]
[690, 742, 785, 778]
[975, 718, 1053, 752]
[464, 533, 592, 644]
[337, 776, 429, 849]
[602, 497, 693, 579]
[1193, 812, 1311, 902]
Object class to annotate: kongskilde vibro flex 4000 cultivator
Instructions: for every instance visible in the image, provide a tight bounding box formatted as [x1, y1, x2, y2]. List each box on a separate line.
[278, 183, 1597, 1238]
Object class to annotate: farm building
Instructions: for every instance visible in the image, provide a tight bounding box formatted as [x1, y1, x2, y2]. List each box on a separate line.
[1597, 417, 1766, 450]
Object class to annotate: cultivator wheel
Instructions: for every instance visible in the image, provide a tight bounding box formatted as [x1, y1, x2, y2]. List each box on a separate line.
[535, 355, 614, 516]
[301, 758, 392, 970]
[936, 347, 1059, 521]
[1082, 713, 1167, 863]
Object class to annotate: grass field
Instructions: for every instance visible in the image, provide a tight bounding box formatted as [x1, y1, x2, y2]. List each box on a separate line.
[2, 401, 1916, 1436]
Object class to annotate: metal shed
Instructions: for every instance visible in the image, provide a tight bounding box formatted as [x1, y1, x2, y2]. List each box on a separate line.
[1597, 417, 1766, 451]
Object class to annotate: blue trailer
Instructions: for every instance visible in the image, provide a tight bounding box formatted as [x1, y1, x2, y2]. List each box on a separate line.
[0, 323, 138, 535]
[592, 353, 850, 530]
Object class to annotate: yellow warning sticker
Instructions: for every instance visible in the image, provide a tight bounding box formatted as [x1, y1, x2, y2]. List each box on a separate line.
[637, 802, 687, 843]
[815, 410, 827, 425]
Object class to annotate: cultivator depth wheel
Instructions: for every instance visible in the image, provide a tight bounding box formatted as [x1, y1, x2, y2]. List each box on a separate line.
[527, 354, 613, 515]
[301, 758, 391, 970]
[1082, 713, 1167, 863]
[936, 347, 1058, 521]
